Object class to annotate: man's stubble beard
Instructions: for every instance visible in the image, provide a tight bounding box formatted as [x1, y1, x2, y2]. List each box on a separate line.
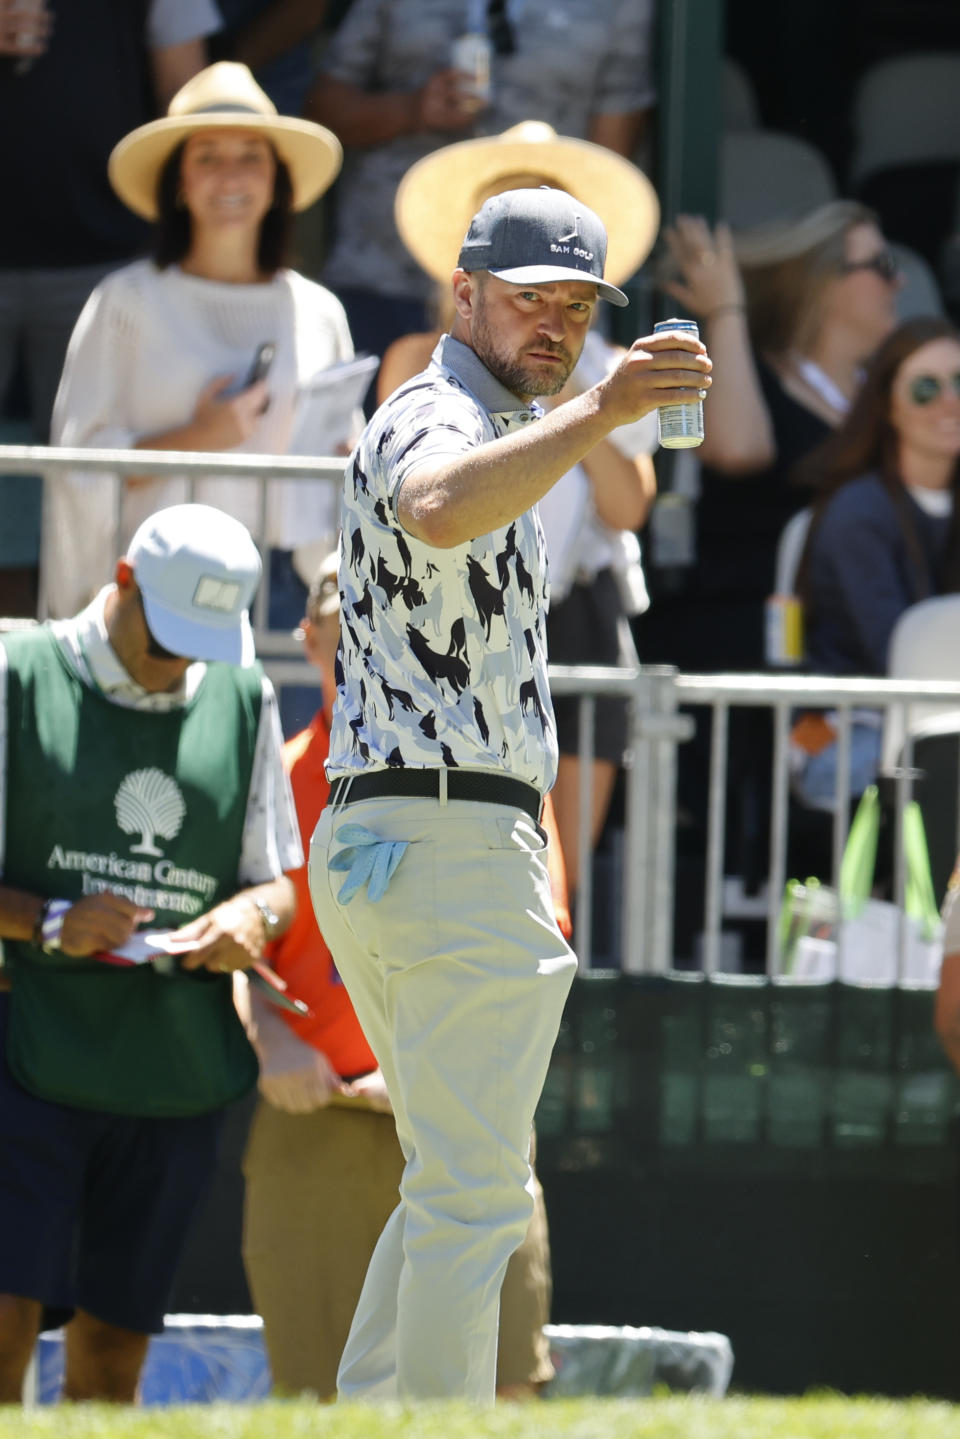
[470, 291, 578, 399]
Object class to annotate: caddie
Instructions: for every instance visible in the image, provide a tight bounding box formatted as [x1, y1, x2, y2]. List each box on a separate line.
[0, 503, 299, 1404]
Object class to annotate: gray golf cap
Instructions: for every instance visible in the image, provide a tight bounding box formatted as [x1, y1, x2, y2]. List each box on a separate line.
[457, 186, 629, 306]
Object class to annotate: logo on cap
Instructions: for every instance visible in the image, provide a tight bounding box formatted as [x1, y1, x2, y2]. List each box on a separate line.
[193, 576, 242, 613]
[549, 212, 594, 262]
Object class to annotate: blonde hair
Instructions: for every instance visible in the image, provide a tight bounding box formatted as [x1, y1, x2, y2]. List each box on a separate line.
[733, 200, 879, 355]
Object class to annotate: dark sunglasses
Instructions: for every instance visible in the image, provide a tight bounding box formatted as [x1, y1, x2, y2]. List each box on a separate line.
[841, 249, 899, 283]
[907, 372, 960, 405]
[486, 0, 515, 55]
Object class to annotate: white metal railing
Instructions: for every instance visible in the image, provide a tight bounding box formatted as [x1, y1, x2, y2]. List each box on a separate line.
[0, 444, 345, 646]
[6, 447, 960, 980]
[668, 670, 960, 979]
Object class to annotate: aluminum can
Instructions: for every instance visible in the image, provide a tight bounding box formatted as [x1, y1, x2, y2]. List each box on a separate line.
[450, 31, 492, 109]
[653, 318, 704, 449]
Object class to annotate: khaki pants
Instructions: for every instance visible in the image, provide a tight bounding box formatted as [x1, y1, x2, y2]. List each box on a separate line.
[242, 1101, 554, 1398]
[308, 795, 577, 1402]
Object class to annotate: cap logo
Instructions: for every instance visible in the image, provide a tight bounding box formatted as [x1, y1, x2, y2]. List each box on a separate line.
[193, 576, 241, 613]
[549, 213, 594, 263]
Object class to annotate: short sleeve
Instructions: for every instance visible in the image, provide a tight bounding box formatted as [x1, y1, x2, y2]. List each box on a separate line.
[593, 0, 656, 115]
[147, 0, 222, 48]
[318, 0, 386, 88]
[50, 269, 141, 453]
[238, 678, 303, 886]
[376, 384, 487, 506]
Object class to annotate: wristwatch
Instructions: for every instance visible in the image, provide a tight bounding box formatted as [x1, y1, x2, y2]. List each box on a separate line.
[251, 896, 281, 943]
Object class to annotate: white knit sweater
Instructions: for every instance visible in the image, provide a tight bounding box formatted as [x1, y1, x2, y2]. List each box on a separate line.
[46, 260, 358, 617]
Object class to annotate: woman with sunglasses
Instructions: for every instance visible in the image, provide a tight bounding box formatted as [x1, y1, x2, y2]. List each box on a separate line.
[788, 317, 960, 809]
[799, 315, 960, 676]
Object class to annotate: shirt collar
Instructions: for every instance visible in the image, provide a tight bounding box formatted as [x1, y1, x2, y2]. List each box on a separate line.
[432, 335, 542, 425]
[53, 586, 205, 711]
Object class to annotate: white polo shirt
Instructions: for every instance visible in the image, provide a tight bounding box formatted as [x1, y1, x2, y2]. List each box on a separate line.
[327, 336, 558, 793]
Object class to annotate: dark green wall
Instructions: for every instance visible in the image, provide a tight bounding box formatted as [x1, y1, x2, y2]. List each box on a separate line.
[538, 974, 960, 1397]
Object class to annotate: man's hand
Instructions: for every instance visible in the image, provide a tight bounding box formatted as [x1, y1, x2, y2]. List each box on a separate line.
[59, 894, 155, 957]
[175, 896, 266, 974]
[348, 1067, 393, 1114]
[413, 68, 477, 132]
[259, 1049, 348, 1114]
[596, 329, 712, 430]
[0, 0, 52, 59]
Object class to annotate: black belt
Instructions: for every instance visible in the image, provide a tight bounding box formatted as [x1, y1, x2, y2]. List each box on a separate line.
[328, 769, 542, 824]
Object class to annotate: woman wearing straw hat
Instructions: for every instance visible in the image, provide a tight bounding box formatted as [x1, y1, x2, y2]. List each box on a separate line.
[44, 61, 355, 624]
[380, 122, 661, 901]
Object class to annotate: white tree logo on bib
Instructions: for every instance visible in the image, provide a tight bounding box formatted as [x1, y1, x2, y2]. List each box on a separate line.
[115, 768, 186, 856]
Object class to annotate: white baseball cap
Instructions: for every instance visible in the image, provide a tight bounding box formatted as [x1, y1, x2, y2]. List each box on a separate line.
[126, 504, 261, 667]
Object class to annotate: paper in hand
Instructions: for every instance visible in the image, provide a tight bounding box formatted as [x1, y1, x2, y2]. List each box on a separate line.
[93, 929, 199, 967]
[288, 354, 379, 456]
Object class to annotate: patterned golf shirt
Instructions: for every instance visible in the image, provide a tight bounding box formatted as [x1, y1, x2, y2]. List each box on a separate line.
[327, 335, 558, 793]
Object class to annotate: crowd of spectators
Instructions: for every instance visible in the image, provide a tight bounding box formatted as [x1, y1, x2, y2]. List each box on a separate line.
[3, 0, 960, 1406]
[2, 6, 959, 895]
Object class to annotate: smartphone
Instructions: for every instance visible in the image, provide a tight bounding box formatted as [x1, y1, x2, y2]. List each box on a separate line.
[224, 341, 276, 396]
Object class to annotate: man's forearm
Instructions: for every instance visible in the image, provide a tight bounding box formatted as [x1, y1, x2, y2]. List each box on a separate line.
[934, 949, 960, 1077]
[399, 386, 618, 548]
[237, 875, 297, 942]
[308, 77, 418, 148]
[0, 885, 45, 943]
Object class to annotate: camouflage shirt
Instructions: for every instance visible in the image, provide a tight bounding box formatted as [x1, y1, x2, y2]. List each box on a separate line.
[327, 335, 557, 791]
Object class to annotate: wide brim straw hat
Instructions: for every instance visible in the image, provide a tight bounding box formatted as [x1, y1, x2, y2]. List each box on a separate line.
[108, 61, 343, 221]
[395, 121, 660, 289]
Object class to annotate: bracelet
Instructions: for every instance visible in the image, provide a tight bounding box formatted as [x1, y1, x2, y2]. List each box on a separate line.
[33, 898, 72, 952]
[706, 303, 746, 322]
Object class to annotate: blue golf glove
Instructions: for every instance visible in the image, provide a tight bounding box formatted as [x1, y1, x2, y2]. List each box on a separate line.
[329, 823, 409, 904]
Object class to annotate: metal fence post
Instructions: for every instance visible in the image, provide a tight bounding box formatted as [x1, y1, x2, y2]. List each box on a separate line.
[621, 669, 653, 974]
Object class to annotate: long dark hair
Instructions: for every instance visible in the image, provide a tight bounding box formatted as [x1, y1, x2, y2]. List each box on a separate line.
[795, 315, 960, 601]
[152, 139, 294, 274]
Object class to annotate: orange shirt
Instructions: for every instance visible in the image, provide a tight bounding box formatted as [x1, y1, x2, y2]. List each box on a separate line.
[266, 712, 377, 1079]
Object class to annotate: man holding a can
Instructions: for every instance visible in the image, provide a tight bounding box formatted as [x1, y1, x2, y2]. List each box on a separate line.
[308, 185, 711, 1405]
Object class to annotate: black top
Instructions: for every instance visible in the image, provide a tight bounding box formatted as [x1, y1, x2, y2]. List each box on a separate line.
[692, 358, 831, 605]
[0, 0, 152, 268]
[639, 357, 832, 673]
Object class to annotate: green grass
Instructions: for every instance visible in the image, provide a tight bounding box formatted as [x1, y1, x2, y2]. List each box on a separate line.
[2, 1396, 959, 1439]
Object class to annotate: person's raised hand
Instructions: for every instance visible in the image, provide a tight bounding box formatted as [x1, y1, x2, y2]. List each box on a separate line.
[596, 329, 712, 429]
[413, 68, 477, 132]
[259, 1049, 348, 1114]
[59, 893, 155, 957]
[189, 375, 270, 450]
[661, 216, 745, 320]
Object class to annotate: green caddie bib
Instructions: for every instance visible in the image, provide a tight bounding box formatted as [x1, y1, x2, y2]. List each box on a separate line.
[1, 626, 262, 1117]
